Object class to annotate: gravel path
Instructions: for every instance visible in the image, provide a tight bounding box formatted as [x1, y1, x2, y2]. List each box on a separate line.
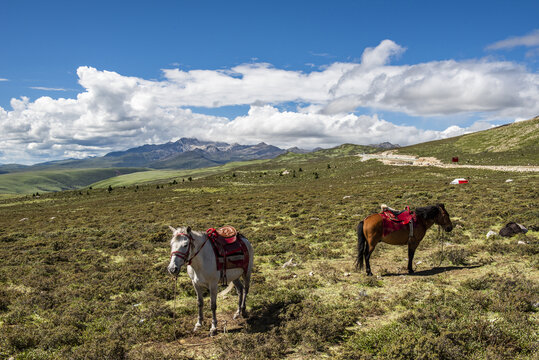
[359, 151, 539, 172]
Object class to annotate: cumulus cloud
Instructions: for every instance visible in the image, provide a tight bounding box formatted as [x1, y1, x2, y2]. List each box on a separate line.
[486, 29, 539, 50]
[0, 39, 537, 164]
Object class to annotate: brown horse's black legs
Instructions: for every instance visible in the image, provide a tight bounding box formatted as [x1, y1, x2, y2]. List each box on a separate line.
[365, 248, 373, 276]
[407, 247, 416, 274]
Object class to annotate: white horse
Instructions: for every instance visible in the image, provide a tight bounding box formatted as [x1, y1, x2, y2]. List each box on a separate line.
[167, 226, 254, 336]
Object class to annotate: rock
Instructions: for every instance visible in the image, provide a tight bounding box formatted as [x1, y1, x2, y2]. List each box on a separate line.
[282, 258, 296, 268]
[500, 222, 528, 237]
[505, 179, 513, 183]
[343, 272, 351, 277]
[486, 230, 497, 239]
[517, 240, 527, 245]
[308, 271, 314, 276]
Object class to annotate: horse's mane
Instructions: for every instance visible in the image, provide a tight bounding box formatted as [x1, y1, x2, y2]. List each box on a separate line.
[415, 205, 440, 220]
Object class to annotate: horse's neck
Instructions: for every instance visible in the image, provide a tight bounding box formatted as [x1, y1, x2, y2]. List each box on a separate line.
[188, 231, 213, 269]
[422, 218, 436, 230]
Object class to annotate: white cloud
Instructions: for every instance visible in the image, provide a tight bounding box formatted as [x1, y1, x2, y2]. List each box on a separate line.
[30, 86, 69, 91]
[486, 29, 539, 50]
[0, 78, 8, 82]
[0, 39, 537, 164]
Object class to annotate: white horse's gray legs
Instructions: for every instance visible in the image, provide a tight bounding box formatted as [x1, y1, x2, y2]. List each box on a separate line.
[241, 274, 250, 318]
[193, 283, 204, 332]
[209, 283, 218, 336]
[232, 279, 244, 319]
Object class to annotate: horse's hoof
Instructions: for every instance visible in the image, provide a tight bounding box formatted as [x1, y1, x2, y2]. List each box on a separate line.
[209, 328, 217, 337]
[193, 323, 202, 332]
[366, 272, 373, 277]
[241, 310, 248, 318]
[408, 269, 415, 274]
[233, 311, 240, 319]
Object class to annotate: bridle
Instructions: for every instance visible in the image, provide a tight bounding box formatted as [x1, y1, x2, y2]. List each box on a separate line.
[170, 232, 208, 265]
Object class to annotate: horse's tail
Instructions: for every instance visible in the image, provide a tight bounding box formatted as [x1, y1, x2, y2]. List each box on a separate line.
[355, 221, 367, 270]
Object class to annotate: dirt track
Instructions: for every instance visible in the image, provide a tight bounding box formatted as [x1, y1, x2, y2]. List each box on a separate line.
[359, 151, 539, 172]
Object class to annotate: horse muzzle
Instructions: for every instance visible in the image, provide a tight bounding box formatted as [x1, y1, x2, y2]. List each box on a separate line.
[445, 225, 453, 232]
[167, 264, 181, 276]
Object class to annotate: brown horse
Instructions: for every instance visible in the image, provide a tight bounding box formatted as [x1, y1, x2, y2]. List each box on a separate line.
[356, 204, 453, 276]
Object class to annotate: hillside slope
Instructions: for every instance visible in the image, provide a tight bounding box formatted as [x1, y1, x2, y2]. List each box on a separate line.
[397, 116, 539, 165]
[0, 168, 146, 194]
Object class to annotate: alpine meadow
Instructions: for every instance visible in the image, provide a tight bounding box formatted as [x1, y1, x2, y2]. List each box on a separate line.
[0, 118, 538, 359]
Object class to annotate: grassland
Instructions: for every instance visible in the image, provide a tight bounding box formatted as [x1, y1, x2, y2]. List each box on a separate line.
[0, 168, 147, 194]
[90, 160, 270, 189]
[397, 116, 539, 165]
[0, 150, 538, 359]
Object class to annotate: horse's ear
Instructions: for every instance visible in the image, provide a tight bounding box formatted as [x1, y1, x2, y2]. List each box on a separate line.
[186, 226, 192, 234]
[168, 225, 177, 233]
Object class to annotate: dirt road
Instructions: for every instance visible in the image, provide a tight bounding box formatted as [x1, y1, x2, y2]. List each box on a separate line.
[359, 151, 539, 172]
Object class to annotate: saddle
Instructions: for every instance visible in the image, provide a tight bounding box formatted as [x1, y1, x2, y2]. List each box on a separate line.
[379, 206, 417, 238]
[206, 226, 249, 284]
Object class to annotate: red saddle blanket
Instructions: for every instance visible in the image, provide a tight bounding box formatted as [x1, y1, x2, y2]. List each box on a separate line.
[379, 207, 417, 237]
[206, 227, 249, 281]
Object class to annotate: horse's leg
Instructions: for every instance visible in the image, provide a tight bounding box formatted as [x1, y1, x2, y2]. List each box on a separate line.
[193, 282, 204, 332]
[241, 272, 250, 318]
[407, 244, 417, 274]
[232, 278, 244, 319]
[364, 242, 376, 276]
[209, 283, 218, 336]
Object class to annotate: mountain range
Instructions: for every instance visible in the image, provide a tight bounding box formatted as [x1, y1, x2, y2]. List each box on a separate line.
[0, 138, 399, 174]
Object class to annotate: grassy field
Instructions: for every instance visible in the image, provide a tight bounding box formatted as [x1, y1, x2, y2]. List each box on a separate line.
[89, 160, 270, 189]
[0, 168, 147, 195]
[397, 116, 539, 165]
[0, 150, 538, 359]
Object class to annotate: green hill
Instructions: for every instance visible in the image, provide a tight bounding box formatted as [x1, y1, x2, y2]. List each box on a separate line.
[89, 160, 269, 188]
[276, 144, 379, 162]
[397, 116, 539, 165]
[0, 168, 147, 194]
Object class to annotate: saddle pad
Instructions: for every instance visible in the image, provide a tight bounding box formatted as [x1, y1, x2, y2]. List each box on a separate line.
[380, 208, 416, 237]
[207, 228, 249, 275]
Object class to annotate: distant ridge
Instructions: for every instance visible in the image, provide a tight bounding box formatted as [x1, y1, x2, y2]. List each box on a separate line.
[369, 142, 400, 149]
[0, 138, 290, 173]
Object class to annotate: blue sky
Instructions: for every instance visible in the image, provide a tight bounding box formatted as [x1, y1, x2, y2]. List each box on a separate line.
[1, 0, 538, 164]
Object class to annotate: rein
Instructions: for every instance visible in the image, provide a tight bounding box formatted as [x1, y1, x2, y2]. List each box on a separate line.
[437, 225, 445, 267]
[170, 232, 208, 341]
[173, 275, 178, 340]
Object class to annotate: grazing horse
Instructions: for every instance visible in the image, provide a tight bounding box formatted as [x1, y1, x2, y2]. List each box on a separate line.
[356, 204, 453, 276]
[167, 226, 254, 336]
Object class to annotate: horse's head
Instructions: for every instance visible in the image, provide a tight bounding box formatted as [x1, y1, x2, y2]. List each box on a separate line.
[435, 203, 453, 232]
[167, 225, 193, 276]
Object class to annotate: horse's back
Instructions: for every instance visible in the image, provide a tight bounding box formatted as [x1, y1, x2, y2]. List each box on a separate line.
[362, 214, 383, 235]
